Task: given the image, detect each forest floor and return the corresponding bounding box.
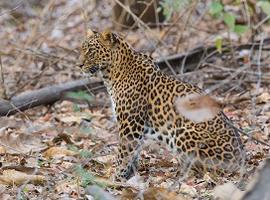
[0,0,269,199]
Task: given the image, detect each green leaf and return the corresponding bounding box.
[159,0,192,20]
[67,144,78,151]
[215,37,223,53]
[223,12,235,30]
[234,25,248,35]
[74,165,96,187]
[66,91,93,101]
[74,165,106,188]
[80,126,93,134]
[72,103,81,112]
[243,127,251,133]
[79,149,92,158]
[209,2,223,15]
[257,1,270,16]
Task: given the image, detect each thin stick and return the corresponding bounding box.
[113,0,177,76]
[221,112,270,148]
[0,0,23,16]
[0,55,7,99]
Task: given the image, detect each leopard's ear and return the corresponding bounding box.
[99,30,118,47]
[86,29,95,38]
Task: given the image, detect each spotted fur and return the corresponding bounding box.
[79,30,245,180]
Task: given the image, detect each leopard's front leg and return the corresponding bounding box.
[115,119,145,180]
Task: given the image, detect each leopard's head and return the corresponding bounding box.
[79,29,120,74]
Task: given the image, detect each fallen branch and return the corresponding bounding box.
[157,39,270,74]
[0,55,7,99]
[0,78,104,116]
[1,39,270,117]
[0,49,203,117]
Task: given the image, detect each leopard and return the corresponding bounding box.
[79,29,245,180]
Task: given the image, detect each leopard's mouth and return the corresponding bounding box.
[88,65,99,74]
[79,63,99,74]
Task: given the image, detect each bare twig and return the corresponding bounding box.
[129,0,155,30]
[0,78,104,116]
[0,55,7,99]
[254,16,270,30]
[0,0,24,16]
[113,0,177,76]
[176,1,197,54]
[149,12,186,56]
[221,113,270,148]
[242,0,251,29]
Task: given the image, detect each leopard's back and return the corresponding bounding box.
[146,71,244,174]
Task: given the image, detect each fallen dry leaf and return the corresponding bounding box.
[256,92,270,104]
[178,183,197,197]
[0,131,46,154]
[0,185,10,200]
[0,193,10,200]
[121,187,188,200]
[0,169,45,185]
[126,175,146,190]
[44,146,77,159]
[0,146,6,154]
[60,115,82,124]
[2,166,36,174]
[55,179,81,195]
[59,112,91,124]
[0,117,24,129]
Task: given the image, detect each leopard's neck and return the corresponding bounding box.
[100,51,155,91]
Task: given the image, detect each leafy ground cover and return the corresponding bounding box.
[0,0,269,199]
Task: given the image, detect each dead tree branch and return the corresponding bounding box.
[1,39,270,117]
[0,55,7,99]
[0,78,104,116]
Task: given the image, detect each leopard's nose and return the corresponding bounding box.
[78,55,84,68]
[76,62,84,69]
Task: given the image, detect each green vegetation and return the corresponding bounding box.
[74,165,106,188]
